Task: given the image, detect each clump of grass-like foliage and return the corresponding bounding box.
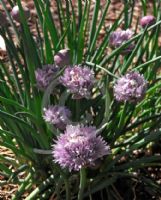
[0,0,161,199]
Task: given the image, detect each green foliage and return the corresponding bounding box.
[0,0,161,199]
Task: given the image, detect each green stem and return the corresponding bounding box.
[123,0,129,29]
[78,0,82,28]
[76,99,80,121]
[65,178,71,200]
[12,173,31,200]
[133,55,161,71]
[86,62,119,79]
[78,168,86,200]
[117,102,128,130]
[25,175,54,200]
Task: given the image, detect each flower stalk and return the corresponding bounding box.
[65,178,71,200]
[78,168,86,200]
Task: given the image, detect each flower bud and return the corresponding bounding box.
[54,49,71,67]
[140,15,156,28]
[11,4,30,23]
[0,12,8,27]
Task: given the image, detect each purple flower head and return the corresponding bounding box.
[140,15,156,28]
[54,49,71,67]
[43,105,71,130]
[60,65,95,99]
[35,65,59,91]
[114,72,147,103]
[109,29,134,54]
[52,124,110,171]
[11,4,30,23]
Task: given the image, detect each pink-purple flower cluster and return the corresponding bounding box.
[35,65,58,91]
[114,72,147,103]
[109,29,134,54]
[43,105,71,130]
[52,125,110,171]
[60,65,95,99]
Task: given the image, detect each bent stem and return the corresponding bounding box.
[78,168,87,200]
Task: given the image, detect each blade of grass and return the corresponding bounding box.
[87,0,100,50]
[25,175,55,200]
[76,1,88,63]
[133,55,161,71]
[87,0,110,61]
[78,0,82,28]
[106,129,161,172]
[12,173,32,200]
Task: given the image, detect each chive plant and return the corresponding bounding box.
[0,0,161,199]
